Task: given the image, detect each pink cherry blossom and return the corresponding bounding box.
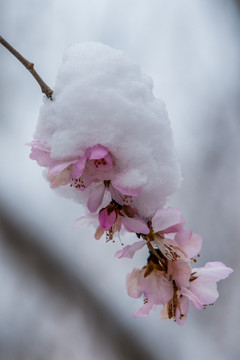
[27,141,114,189]
[27,140,58,167]
[98,203,149,235]
[161,294,189,326]
[109,182,141,206]
[87,180,141,213]
[126,267,173,317]
[161,261,233,325]
[28,140,233,326]
[180,261,233,310]
[146,208,202,263]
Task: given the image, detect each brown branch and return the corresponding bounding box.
[147,240,163,263]
[0,35,53,99]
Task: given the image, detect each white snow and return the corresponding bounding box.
[34,42,181,217]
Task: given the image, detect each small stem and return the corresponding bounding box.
[147,240,163,263]
[0,36,53,100]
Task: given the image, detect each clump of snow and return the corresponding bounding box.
[34,42,181,217]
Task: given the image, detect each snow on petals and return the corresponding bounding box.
[27,43,233,327]
[27,141,114,189]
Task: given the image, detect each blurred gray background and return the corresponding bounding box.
[0,0,239,359]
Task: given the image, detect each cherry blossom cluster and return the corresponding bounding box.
[28,141,233,325]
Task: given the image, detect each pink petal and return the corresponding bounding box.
[175,296,189,326]
[26,140,50,151]
[180,287,203,310]
[121,216,150,234]
[87,183,105,213]
[174,229,192,245]
[127,268,173,304]
[181,262,233,309]
[192,262,233,281]
[72,157,87,178]
[29,148,56,167]
[49,160,76,175]
[115,240,146,259]
[108,183,125,205]
[98,207,117,230]
[152,207,185,234]
[102,152,113,168]
[111,182,141,197]
[47,167,72,188]
[143,271,173,304]
[134,302,157,318]
[175,231,202,258]
[188,277,220,309]
[88,144,109,159]
[73,213,98,229]
[168,259,191,288]
[126,268,144,298]
[154,236,185,261]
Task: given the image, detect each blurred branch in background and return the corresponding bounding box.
[0,207,157,360]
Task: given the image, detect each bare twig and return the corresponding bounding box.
[0,36,53,99]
